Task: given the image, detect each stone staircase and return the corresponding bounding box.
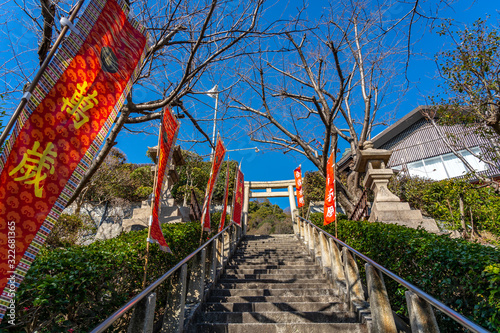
[191,234,369,332]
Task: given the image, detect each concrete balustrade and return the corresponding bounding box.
[161,263,187,332]
[406,291,440,333]
[117,223,244,333]
[294,216,455,333]
[342,247,366,309]
[328,237,346,296]
[366,263,397,333]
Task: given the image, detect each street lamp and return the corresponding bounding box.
[206,85,218,161]
[226,147,260,153]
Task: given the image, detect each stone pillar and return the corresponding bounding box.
[127,292,156,333]
[161,264,187,332]
[242,184,250,235]
[365,264,397,333]
[406,291,440,333]
[288,185,297,221]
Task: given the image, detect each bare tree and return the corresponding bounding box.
[230,0,434,214]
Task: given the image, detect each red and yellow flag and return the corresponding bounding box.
[150,107,179,252]
[323,154,336,225]
[201,137,226,231]
[294,165,305,208]
[218,161,231,232]
[0,0,147,321]
[231,168,244,226]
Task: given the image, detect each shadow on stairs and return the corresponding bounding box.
[187,234,370,333]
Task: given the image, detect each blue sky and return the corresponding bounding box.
[0,0,498,209]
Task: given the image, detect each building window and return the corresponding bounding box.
[402,147,487,180]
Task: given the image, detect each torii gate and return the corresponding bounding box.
[242,180,299,234]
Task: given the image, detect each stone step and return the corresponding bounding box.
[210,288,336,297]
[207,295,340,304]
[226,264,317,270]
[230,259,314,265]
[237,244,304,248]
[224,268,321,275]
[231,254,311,259]
[233,249,309,254]
[200,311,359,324]
[221,273,323,280]
[194,322,368,333]
[217,282,328,290]
[204,301,348,313]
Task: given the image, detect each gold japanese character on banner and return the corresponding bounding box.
[61,81,98,129]
[326,205,335,217]
[9,141,57,198]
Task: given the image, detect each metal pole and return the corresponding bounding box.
[0,0,86,148]
[210,93,218,162]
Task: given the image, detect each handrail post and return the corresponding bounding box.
[366,263,397,333]
[186,249,205,304]
[406,290,440,333]
[297,217,303,240]
[308,223,314,257]
[161,263,188,332]
[313,228,322,264]
[328,238,346,297]
[210,239,217,285]
[127,292,156,333]
[342,247,365,310]
[319,233,331,275]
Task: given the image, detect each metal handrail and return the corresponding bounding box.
[298,216,490,333]
[90,222,236,333]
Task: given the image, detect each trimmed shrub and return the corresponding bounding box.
[388,175,500,238]
[310,213,500,332]
[2,222,201,332]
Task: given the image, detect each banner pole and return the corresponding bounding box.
[334,161,337,238]
[0,0,86,148]
[142,120,162,288]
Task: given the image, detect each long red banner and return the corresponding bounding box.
[231,168,244,226]
[219,161,231,232]
[323,153,336,225]
[294,165,305,208]
[0,0,147,321]
[150,107,179,252]
[201,137,226,231]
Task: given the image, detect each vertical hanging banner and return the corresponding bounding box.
[0,0,148,322]
[218,161,231,232]
[201,137,226,231]
[231,167,244,226]
[323,153,336,225]
[294,165,305,208]
[150,107,179,252]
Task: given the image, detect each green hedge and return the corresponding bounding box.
[1,222,202,333]
[388,176,500,238]
[309,214,500,332]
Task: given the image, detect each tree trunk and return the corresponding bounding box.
[459,194,468,239]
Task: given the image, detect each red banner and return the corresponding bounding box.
[150,107,179,252]
[0,0,147,321]
[219,161,231,232]
[323,154,336,225]
[294,165,305,208]
[231,168,244,226]
[201,137,226,231]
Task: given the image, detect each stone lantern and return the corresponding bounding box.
[354,141,438,232]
